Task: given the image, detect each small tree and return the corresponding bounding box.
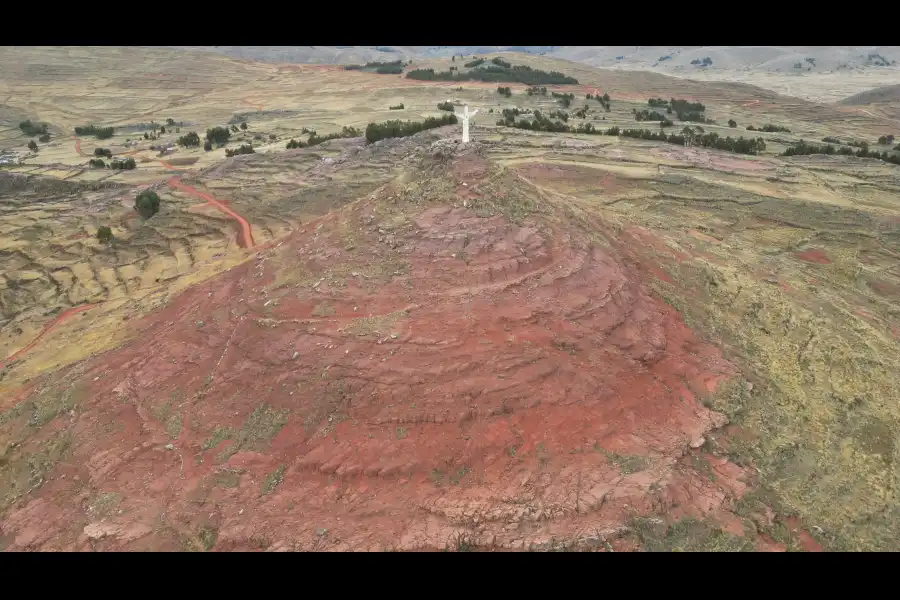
[97,226,113,244]
[160,126,166,134]
[206,127,231,147]
[166,118,176,126]
[240,122,248,130]
[134,190,161,219]
[28,140,38,152]
[204,140,213,151]
[728,119,737,128]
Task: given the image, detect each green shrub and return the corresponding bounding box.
[206,127,231,147]
[240,122,248,130]
[177,131,201,147]
[19,120,48,136]
[110,157,136,170]
[27,140,38,152]
[497,86,512,98]
[89,158,105,168]
[94,148,113,158]
[437,101,455,112]
[389,103,405,110]
[96,226,113,244]
[134,190,160,219]
[38,133,51,143]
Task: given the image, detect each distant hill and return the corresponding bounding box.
[167,46,558,65]
[170,46,900,73]
[839,83,900,105]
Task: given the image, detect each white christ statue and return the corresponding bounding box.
[456,104,478,144]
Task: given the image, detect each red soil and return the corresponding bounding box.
[793,249,831,264]
[869,279,899,298]
[0,305,95,370]
[0,180,768,550]
[166,177,255,249]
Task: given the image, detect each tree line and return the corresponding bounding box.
[75,124,115,139]
[225,144,255,157]
[407,61,578,85]
[285,126,362,149]
[586,93,611,111]
[495,117,767,155]
[781,140,900,165]
[365,114,458,144]
[345,60,404,74]
[747,124,791,133]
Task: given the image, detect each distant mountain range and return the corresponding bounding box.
[169,46,900,74]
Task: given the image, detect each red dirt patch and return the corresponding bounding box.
[793,248,831,264]
[1,182,758,551]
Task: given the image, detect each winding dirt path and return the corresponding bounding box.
[0,304,95,369]
[167,177,255,249]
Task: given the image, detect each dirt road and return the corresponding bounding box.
[167,177,255,248]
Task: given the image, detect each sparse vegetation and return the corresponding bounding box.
[134,189,161,219]
[822,136,841,144]
[203,140,213,152]
[93,147,112,158]
[364,114,457,144]
[240,122,248,130]
[691,57,713,67]
[389,103,405,110]
[527,86,547,96]
[437,101,455,112]
[38,134,51,143]
[225,144,255,157]
[497,86,512,98]
[648,98,668,107]
[552,92,575,108]
[88,158,105,168]
[464,58,485,68]
[728,119,737,128]
[27,140,38,152]
[877,134,895,145]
